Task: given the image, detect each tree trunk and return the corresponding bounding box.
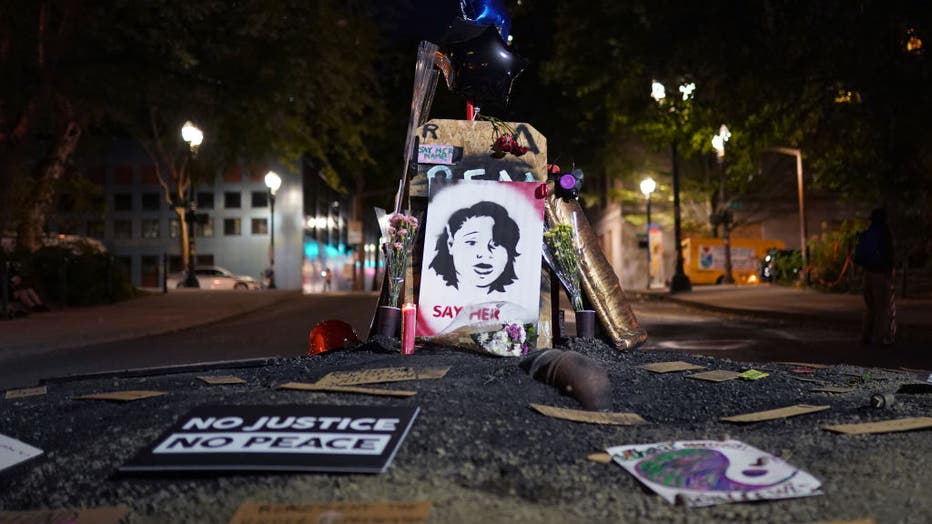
[722,219,735,284]
[15,120,82,252]
[174,206,190,273]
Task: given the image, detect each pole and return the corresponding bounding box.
[670,138,692,292]
[645,194,652,289]
[268,190,277,289]
[795,151,809,286]
[719,157,734,284]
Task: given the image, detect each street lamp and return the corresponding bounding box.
[651,79,693,293]
[640,177,657,289]
[180,121,203,288]
[264,170,282,289]
[764,147,808,285]
[712,125,734,284]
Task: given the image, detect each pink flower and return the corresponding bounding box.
[393,242,403,250]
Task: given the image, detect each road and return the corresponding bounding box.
[3,293,927,391]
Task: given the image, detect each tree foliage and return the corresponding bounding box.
[536,0,931,251]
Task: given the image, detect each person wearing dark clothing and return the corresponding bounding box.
[854,208,896,346]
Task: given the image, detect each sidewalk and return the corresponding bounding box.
[0,289,300,363]
[630,283,932,337]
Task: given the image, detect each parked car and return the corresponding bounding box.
[167,265,259,290]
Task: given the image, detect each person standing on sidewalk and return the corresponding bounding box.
[854,208,896,346]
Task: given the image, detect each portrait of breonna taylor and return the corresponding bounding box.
[416,179,545,337]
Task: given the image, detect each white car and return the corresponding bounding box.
[167,265,259,290]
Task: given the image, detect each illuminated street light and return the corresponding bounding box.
[651,79,694,292]
[180,121,204,288]
[712,124,734,284]
[640,177,657,288]
[181,121,203,153]
[264,170,282,289]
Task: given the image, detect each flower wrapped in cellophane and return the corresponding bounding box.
[383,213,420,308]
[542,219,584,311]
[425,317,537,357]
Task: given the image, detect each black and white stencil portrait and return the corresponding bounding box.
[416,179,544,336]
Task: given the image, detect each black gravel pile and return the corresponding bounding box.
[1,340,930,523]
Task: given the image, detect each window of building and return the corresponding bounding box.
[224,218,241,236]
[195,217,214,237]
[113,193,132,211]
[142,192,161,211]
[87,220,105,239]
[169,218,179,239]
[251,191,269,208]
[113,219,132,239]
[141,219,160,239]
[251,218,268,234]
[196,192,214,209]
[224,191,241,209]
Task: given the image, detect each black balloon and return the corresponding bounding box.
[437,18,528,109]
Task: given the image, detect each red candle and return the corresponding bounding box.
[401,303,417,355]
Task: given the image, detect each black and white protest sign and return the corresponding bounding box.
[121,404,419,474]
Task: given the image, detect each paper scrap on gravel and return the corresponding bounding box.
[586,452,613,464]
[0,433,42,473]
[73,390,166,402]
[0,505,129,524]
[687,370,742,382]
[721,404,830,423]
[638,361,705,373]
[315,366,449,386]
[606,439,822,507]
[3,385,47,399]
[823,417,932,435]
[197,376,246,385]
[811,386,855,394]
[738,369,769,380]
[278,382,416,398]
[529,403,645,425]
[228,502,432,524]
[777,362,830,369]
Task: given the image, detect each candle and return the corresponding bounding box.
[401,303,417,355]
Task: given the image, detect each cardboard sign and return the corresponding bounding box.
[639,361,706,374]
[228,502,432,524]
[811,386,855,394]
[416,179,545,337]
[198,376,246,385]
[822,417,932,435]
[530,404,645,426]
[4,386,47,399]
[74,390,166,402]
[278,382,417,398]
[721,404,830,423]
[0,433,43,473]
[607,440,822,507]
[0,506,129,524]
[417,143,456,165]
[687,370,742,382]
[315,367,449,386]
[121,404,419,474]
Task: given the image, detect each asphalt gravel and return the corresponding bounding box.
[1,337,931,523]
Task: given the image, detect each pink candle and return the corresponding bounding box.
[401,303,417,355]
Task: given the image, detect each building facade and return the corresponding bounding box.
[51,138,305,289]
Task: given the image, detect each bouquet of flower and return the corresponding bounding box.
[383,213,420,308]
[481,116,529,158]
[542,220,584,311]
[471,321,537,357]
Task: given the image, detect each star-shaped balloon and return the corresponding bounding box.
[437,18,528,109]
